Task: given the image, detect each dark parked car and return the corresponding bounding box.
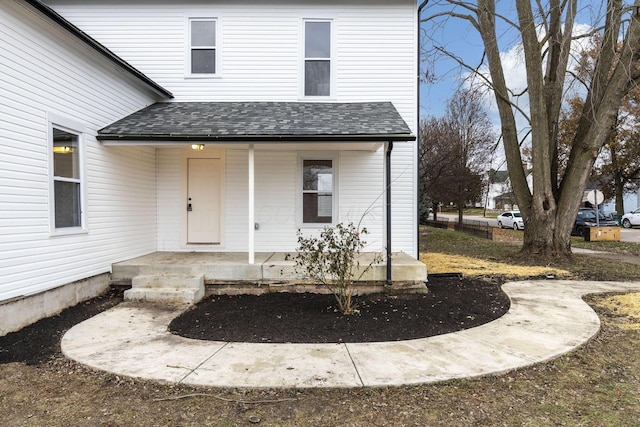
[572,208,618,237]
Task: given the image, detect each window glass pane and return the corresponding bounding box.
[192,49,216,74]
[305,22,330,58]
[305,60,330,96]
[303,160,332,190]
[53,129,79,179]
[303,194,332,223]
[54,181,81,228]
[191,20,216,46]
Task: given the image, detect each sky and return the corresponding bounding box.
[417,1,609,169]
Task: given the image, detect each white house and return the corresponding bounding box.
[484,170,511,211]
[1,0,423,334]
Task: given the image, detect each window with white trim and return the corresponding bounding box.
[302,159,334,223]
[303,20,331,97]
[51,127,82,229]
[189,18,217,75]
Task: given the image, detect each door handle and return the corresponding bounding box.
[187,197,192,212]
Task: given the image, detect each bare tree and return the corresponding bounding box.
[423,0,640,258]
[420,88,495,223]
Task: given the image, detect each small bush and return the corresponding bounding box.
[295,223,381,315]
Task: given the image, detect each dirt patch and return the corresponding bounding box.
[169,276,510,343]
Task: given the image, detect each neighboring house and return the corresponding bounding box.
[484,168,534,211]
[1,0,421,334]
[484,169,511,210]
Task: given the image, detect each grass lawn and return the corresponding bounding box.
[421,226,640,281]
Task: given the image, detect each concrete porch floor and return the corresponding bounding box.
[111,252,428,295]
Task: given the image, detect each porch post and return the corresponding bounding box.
[248,144,255,264]
[385,141,393,285]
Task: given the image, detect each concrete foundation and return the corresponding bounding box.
[0,274,110,337]
[112,252,428,296]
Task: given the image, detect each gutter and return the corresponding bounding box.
[24,0,173,99]
[97,134,416,143]
[416,0,430,261]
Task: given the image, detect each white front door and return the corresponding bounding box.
[187,158,221,243]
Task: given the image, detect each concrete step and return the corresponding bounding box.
[124,287,204,305]
[131,274,204,289]
[124,274,205,305]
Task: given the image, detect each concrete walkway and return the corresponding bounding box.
[61,280,640,388]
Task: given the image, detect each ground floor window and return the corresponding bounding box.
[302,159,333,224]
[51,126,82,230]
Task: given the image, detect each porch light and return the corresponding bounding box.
[191,144,205,151]
[53,146,74,154]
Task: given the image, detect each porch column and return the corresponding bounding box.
[248,144,255,264]
[385,141,393,285]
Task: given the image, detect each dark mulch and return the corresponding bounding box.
[169,276,510,343]
[0,289,123,366]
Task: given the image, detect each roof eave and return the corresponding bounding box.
[97,134,417,143]
[24,0,173,99]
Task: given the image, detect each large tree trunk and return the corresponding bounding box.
[614,173,624,214]
[610,146,625,214]
[520,214,571,258]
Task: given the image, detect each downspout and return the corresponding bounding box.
[386,141,393,285]
[248,144,255,264]
[416,0,430,260]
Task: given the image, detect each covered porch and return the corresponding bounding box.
[99,101,423,302]
[111,251,428,297]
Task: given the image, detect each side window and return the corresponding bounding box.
[303,20,331,97]
[51,127,83,229]
[302,159,333,223]
[189,18,217,75]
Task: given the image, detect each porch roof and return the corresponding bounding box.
[97,101,415,143]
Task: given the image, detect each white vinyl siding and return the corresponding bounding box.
[156,148,182,250]
[0,1,161,302]
[338,150,384,251]
[43,0,418,256]
[45,2,416,116]
[254,151,297,252]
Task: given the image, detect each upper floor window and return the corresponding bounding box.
[304,20,332,97]
[51,127,83,230]
[189,18,217,75]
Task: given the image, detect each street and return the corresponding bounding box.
[435,213,640,243]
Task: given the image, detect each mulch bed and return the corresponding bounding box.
[169,276,510,343]
[0,277,509,366]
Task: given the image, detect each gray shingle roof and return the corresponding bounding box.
[98,102,415,142]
